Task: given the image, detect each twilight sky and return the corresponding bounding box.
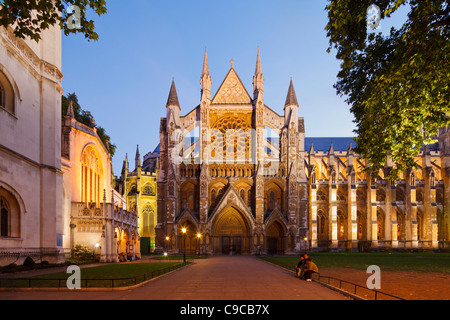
[61,0,408,175]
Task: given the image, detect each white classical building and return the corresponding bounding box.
[0,24,65,266]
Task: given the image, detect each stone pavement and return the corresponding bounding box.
[0,256,348,300]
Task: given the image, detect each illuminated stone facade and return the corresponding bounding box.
[156,49,450,254]
[120,145,159,254]
[61,104,140,262]
[156,49,308,255]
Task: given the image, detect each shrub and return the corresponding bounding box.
[2,263,18,273]
[23,256,36,268]
[71,244,95,261]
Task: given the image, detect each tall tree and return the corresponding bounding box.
[0,0,107,42]
[325,0,449,179]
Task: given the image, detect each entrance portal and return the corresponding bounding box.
[213,206,250,254]
[221,236,242,254]
[266,221,285,255]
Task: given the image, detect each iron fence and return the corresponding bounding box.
[312,273,406,300]
[280,263,405,301]
[0,261,191,289]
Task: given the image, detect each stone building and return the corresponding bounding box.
[119,145,159,254]
[156,49,308,255]
[0,25,65,266]
[61,102,140,262]
[155,49,449,255]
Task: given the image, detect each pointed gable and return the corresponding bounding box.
[212,63,252,105]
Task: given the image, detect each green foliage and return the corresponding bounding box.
[62,92,116,157]
[23,256,36,268]
[0,0,107,42]
[325,0,450,179]
[71,244,95,261]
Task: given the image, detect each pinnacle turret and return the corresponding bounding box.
[285,78,299,107]
[167,78,180,107]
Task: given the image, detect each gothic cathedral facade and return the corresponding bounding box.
[155,49,450,255]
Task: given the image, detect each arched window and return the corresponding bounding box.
[240,189,245,203]
[0,189,20,238]
[269,191,275,211]
[311,171,316,184]
[247,189,252,207]
[397,210,404,240]
[338,210,345,240]
[417,210,424,240]
[142,205,155,238]
[128,184,137,196]
[81,145,103,206]
[0,72,14,114]
[1,197,8,237]
[188,191,194,210]
[0,83,4,109]
[357,211,365,240]
[211,189,216,207]
[377,209,384,240]
[318,211,327,240]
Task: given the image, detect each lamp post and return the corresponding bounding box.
[197,233,201,258]
[181,227,187,263]
[165,236,170,255]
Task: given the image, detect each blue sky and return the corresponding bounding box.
[61,0,408,175]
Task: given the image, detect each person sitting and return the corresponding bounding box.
[295,255,305,278]
[301,258,319,281]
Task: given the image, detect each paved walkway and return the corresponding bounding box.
[0,256,348,300]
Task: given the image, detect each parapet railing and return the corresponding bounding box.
[276,263,405,301]
[0,261,191,289]
[312,273,406,300]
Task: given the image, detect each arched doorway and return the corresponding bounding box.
[177,220,198,255]
[266,221,285,255]
[212,206,251,255]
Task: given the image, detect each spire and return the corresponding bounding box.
[167,78,180,107]
[201,47,212,101]
[285,78,299,107]
[121,153,129,176]
[202,47,209,76]
[253,47,264,101]
[309,142,315,154]
[347,143,354,156]
[135,145,141,169]
[66,100,75,118]
[255,46,262,76]
[328,143,334,155]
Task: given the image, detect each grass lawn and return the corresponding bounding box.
[0,262,189,288]
[149,255,208,260]
[259,252,450,274]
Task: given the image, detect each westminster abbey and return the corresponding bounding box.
[155,49,449,255]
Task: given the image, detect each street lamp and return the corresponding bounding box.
[196,233,201,258]
[165,236,170,255]
[181,227,187,263]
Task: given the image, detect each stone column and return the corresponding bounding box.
[347,181,358,252]
[329,183,338,251]
[310,185,318,250]
[367,178,378,250]
[384,180,392,250]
